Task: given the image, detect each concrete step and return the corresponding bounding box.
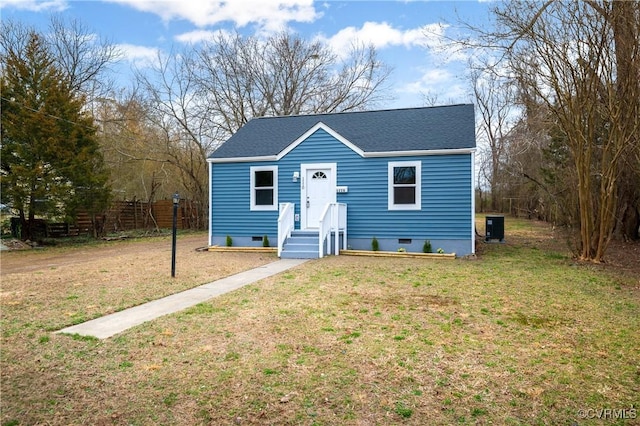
[282,231,319,259]
[290,230,317,237]
[285,236,317,245]
[280,250,318,259]
[284,242,317,251]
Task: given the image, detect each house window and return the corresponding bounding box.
[388,161,421,210]
[250,166,278,210]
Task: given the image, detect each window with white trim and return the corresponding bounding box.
[250,166,278,210]
[388,161,421,210]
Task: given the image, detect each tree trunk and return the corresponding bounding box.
[19,210,30,241]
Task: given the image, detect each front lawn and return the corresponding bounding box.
[1,218,638,425]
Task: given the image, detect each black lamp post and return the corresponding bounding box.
[171,192,179,278]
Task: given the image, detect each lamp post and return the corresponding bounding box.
[171,192,179,278]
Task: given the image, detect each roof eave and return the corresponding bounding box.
[363,147,476,157]
[207,155,277,164]
[208,147,476,163]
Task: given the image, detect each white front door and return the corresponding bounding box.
[302,163,336,229]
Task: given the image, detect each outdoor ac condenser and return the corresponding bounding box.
[485,215,505,242]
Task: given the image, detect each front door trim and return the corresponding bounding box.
[300,163,337,229]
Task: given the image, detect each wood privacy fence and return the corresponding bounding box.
[78,199,201,235]
[10,200,201,240]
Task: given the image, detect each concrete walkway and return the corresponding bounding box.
[56,258,308,339]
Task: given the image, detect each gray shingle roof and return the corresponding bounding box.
[209,104,475,159]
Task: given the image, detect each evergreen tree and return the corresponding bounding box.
[1,32,110,240]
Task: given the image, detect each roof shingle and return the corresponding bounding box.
[209,104,475,159]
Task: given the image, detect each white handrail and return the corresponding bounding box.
[318,203,333,258]
[335,203,347,255]
[318,202,347,258]
[277,203,294,257]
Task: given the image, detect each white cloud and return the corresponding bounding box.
[317,21,451,59]
[174,30,216,44]
[403,68,452,92]
[174,28,233,44]
[116,43,159,68]
[310,20,472,106]
[0,0,67,12]
[398,67,469,105]
[105,0,320,32]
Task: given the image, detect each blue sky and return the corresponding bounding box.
[1,0,495,109]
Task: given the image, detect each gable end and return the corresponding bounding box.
[276,122,365,160]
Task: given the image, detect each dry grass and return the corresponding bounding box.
[0,234,274,332]
[1,222,639,425]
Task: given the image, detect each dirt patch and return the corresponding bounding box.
[0,233,277,331]
[596,238,640,283]
[1,234,208,275]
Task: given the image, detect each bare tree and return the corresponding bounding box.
[192,31,392,134]
[94,92,174,202]
[133,48,217,228]
[1,17,121,101]
[470,64,518,212]
[605,1,640,242]
[132,31,392,229]
[480,0,639,262]
[47,15,121,102]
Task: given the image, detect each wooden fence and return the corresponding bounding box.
[78,199,201,235]
[10,199,202,240]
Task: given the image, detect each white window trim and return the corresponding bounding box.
[388,161,421,211]
[250,165,278,211]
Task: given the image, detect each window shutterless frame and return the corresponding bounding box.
[250,165,278,210]
[388,160,421,210]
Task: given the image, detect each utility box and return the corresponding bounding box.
[485,215,505,242]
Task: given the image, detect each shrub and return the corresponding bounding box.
[423,240,432,253]
[262,235,270,247]
[226,235,233,247]
[437,248,444,254]
[371,236,379,251]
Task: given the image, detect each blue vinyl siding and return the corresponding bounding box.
[336,154,471,240]
[212,161,278,237]
[211,128,472,250]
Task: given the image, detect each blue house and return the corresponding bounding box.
[208,104,476,258]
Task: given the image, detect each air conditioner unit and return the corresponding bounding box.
[485,215,505,242]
